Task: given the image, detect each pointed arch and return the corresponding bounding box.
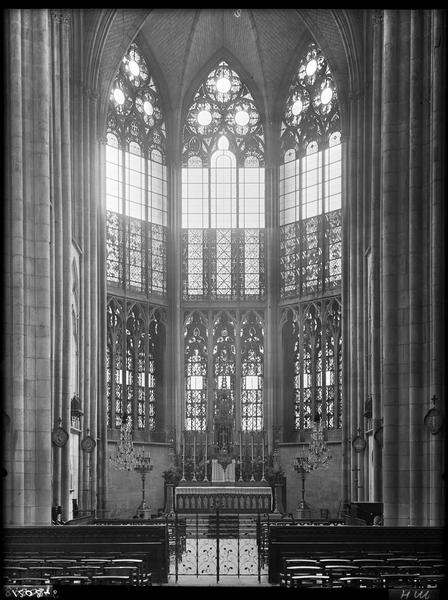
[240,310,264,431]
[184,310,209,431]
[181,58,265,302]
[105,40,168,297]
[182,58,264,166]
[180,48,267,144]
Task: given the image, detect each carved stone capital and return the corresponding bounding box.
[372,11,383,26]
[50,9,72,26]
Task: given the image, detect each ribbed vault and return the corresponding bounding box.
[87,8,362,136]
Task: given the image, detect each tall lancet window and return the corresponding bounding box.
[184,312,208,431]
[182,61,265,433]
[240,311,264,432]
[280,43,342,433]
[182,61,265,301]
[105,43,166,434]
[280,42,341,297]
[106,43,167,296]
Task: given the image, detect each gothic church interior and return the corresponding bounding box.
[2,7,446,546]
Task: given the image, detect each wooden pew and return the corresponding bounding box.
[268,526,444,584]
[3,524,168,584]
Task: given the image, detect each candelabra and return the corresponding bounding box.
[109,413,153,518]
[134,450,153,519]
[294,417,332,519]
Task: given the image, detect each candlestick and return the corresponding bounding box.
[181,430,186,481]
[239,430,243,481]
[261,430,266,481]
[204,431,208,481]
[250,433,255,481]
[192,432,197,481]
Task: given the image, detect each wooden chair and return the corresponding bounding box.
[386,556,419,565]
[283,558,321,565]
[64,565,104,575]
[380,573,420,588]
[280,558,321,585]
[50,575,91,585]
[290,574,330,588]
[338,576,380,588]
[284,565,323,587]
[79,558,111,564]
[45,558,78,565]
[90,575,131,585]
[103,565,139,585]
[415,574,445,588]
[352,558,386,575]
[323,564,360,585]
[110,558,145,584]
[319,558,353,565]
[8,577,49,585]
[3,566,28,574]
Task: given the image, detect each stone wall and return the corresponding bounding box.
[106,443,171,518]
[279,443,342,518]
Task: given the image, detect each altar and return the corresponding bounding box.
[174,482,272,513]
[173,383,274,513]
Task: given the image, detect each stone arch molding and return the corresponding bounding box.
[86,9,151,140]
[86,9,361,144]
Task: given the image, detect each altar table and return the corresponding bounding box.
[174,484,272,513]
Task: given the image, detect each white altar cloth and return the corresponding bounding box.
[175,486,271,495]
[212,458,235,482]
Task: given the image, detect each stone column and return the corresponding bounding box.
[88,86,99,515]
[264,159,279,453]
[346,90,360,502]
[381,9,400,525]
[50,8,63,518]
[49,8,73,523]
[381,9,401,525]
[370,10,383,504]
[81,84,92,510]
[3,9,52,525]
[169,158,184,451]
[408,9,426,526]
[381,10,412,525]
[3,8,25,525]
[340,126,352,510]
[428,9,446,526]
[356,86,366,503]
[97,138,108,515]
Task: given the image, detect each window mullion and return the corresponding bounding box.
[207,311,214,432]
[297,157,301,298]
[321,299,326,426]
[321,149,326,294]
[299,311,304,431]
[235,311,242,431]
[110,328,116,429]
[145,315,151,435]
[122,301,127,428]
[132,330,139,432]
[145,151,150,296]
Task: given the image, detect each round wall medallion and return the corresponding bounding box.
[52,426,69,447]
[424,407,444,435]
[81,435,96,453]
[352,434,367,453]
